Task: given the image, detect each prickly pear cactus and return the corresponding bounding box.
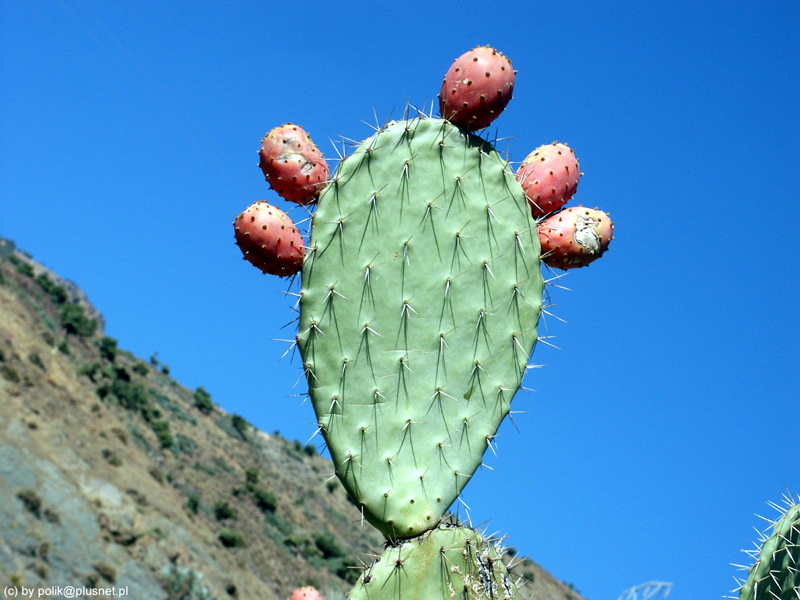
[735,495,800,600]
[297,116,543,539]
[233,44,616,599]
[349,523,518,600]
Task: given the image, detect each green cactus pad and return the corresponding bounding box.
[739,498,800,600]
[298,117,543,539]
[348,524,518,600]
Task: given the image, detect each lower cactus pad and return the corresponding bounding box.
[348,524,518,600]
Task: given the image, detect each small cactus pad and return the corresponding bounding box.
[259,123,330,205]
[516,143,581,218]
[234,201,305,276]
[738,497,800,600]
[298,117,543,539]
[439,47,515,132]
[348,524,518,600]
[538,207,614,270]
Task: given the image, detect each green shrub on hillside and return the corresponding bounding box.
[60,302,97,337]
[252,488,277,514]
[213,501,236,521]
[193,386,214,413]
[35,273,68,304]
[98,336,118,362]
[151,420,173,449]
[219,528,245,548]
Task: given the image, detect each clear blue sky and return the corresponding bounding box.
[2,2,798,599]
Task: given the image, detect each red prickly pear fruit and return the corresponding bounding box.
[233,201,305,277]
[289,587,323,600]
[538,206,614,270]
[438,46,516,131]
[259,123,329,205]
[517,142,581,219]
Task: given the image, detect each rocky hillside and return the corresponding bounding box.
[0,237,587,600]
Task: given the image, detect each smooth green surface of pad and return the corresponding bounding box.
[298,118,543,539]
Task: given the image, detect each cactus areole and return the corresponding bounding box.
[297,117,544,539]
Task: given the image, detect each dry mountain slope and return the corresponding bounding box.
[0,237,587,600]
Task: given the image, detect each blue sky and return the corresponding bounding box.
[2,1,798,599]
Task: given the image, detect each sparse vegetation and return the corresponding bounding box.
[16,489,42,518]
[219,528,245,548]
[252,487,277,514]
[35,272,68,304]
[187,493,201,515]
[194,386,214,413]
[14,259,34,277]
[231,414,249,439]
[93,562,117,583]
[245,467,259,486]
[99,336,118,361]
[162,564,216,600]
[152,419,173,449]
[213,501,236,521]
[132,362,148,376]
[313,532,346,559]
[59,302,97,337]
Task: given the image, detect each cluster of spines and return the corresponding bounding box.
[348,521,523,600]
[731,493,800,600]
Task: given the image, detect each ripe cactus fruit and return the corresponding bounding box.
[234,201,305,276]
[289,587,323,600]
[736,495,800,600]
[439,46,515,131]
[259,124,330,205]
[516,142,581,219]
[349,523,517,600]
[537,206,614,270]
[298,117,543,539]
